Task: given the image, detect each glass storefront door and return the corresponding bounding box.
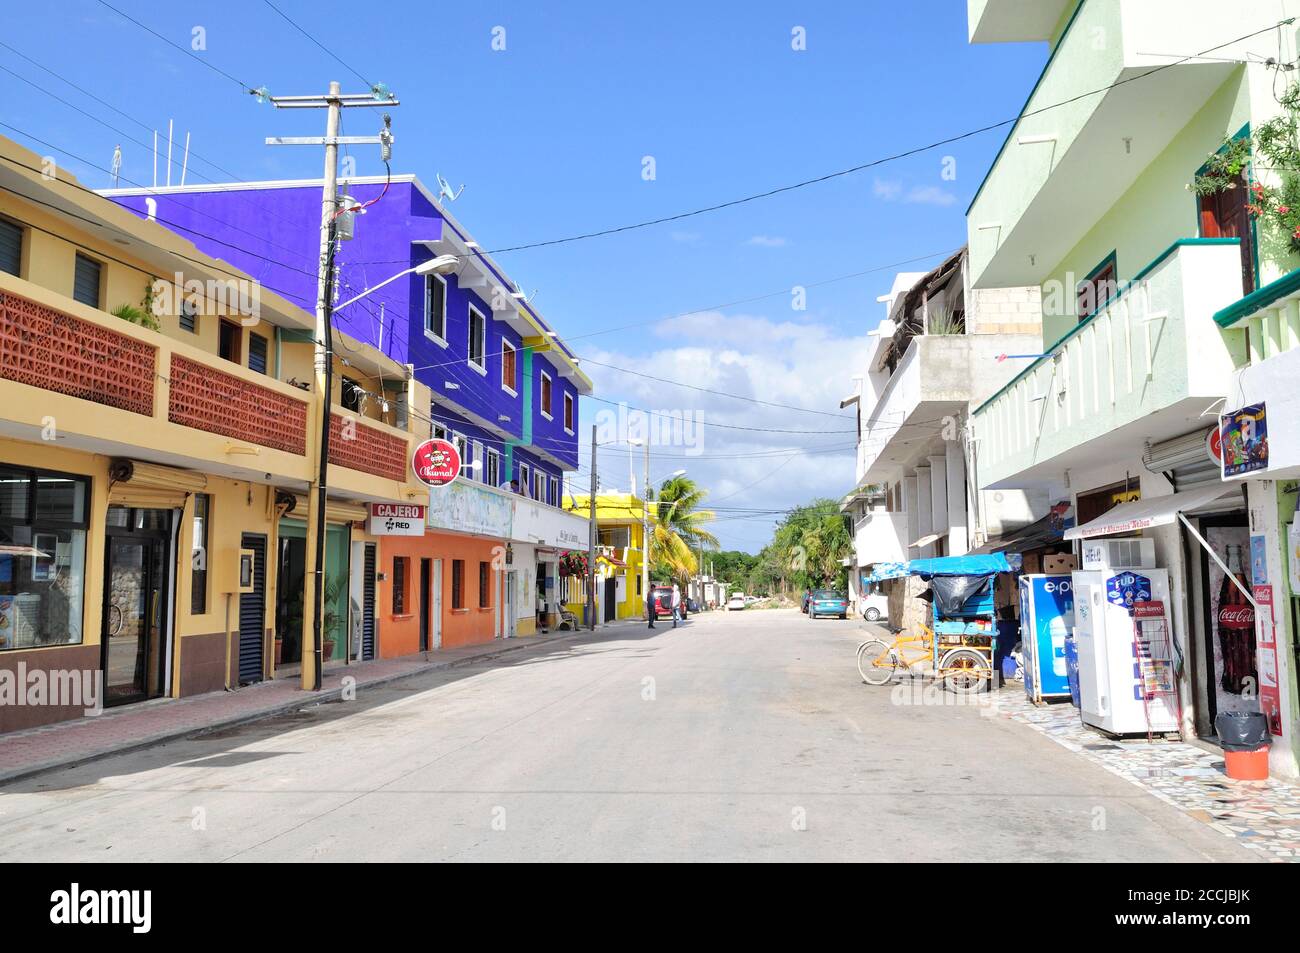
[101,527,170,706]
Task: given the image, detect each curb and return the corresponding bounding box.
[0,628,588,788]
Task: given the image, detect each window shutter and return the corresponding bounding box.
[0,218,21,276]
[73,254,102,307]
[249,333,268,374]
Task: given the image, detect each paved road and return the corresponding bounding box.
[0,609,1249,861]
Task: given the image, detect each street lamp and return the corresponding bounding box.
[334,254,459,310]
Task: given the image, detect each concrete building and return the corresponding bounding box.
[0,134,429,731]
[840,248,1044,627]
[102,173,594,649]
[963,0,1300,775]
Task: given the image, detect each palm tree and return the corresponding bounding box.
[646,475,718,585]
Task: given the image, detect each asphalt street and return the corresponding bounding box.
[0,608,1249,861]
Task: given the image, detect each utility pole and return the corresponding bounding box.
[641,439,651,611]
[587,425,597,631]
[266,82,397,691]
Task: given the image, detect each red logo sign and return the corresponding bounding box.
[1207,426,1222,465]
[1133,601,1166,619]
[412,439,461,487]
[1217,604,1254,629]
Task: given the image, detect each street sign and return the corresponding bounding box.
[412,438,461,488]
[368,502,426,536]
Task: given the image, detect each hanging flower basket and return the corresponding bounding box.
[559,550,588,577]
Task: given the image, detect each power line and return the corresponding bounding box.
[95,0,258,95]
[261,0,376,91]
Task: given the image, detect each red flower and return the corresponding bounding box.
[1281,206,1293,214]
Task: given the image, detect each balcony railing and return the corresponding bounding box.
[328,413,409,482]
[0,288,155,416]
[971,240,1242,487]
[169,354,309,455]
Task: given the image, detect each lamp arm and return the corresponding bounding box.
[334,265,417,311]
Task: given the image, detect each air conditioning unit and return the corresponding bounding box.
[1080,537,1155,572]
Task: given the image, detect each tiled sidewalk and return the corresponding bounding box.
[991,686,1300,862]
[0,628,591,785]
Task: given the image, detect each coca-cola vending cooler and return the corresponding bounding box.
[1072,539,1180,735]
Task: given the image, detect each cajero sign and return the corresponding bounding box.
[368,502,426,537]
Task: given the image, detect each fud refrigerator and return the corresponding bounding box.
[1018,575,1073,704]
[1071,567,1180,736]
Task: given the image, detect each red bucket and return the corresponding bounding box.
[1224,746,1270,781]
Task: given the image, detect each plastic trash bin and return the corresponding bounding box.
[1216,711,1271,781]
[1064,632,1081,709]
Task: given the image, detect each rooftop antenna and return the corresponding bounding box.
[151,130,157,188]
[166,119,174,187]
[436,172,464,203]
[180,131,191,186]
[110,144,122,188]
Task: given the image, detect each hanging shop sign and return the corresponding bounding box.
[1220,403,1268,477]
[412,438,461,488]
[368,502,426,537]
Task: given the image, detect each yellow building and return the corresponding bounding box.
[0,135,429,732]
[563,493,647,622]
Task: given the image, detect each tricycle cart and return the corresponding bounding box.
[856,554,1012,694]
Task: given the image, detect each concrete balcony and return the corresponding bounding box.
[851,509,908,567]
[0,273,422,500]
[426,479,516,539]
[968,0,1074,44]
[859,332,1040,484]
[971,240,1243,488]
[967,0,1262,289]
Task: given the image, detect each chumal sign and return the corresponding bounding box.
[412,438,461,488]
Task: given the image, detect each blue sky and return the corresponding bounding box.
[0,0,1046,552]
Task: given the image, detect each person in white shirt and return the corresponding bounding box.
[671,584,682,627]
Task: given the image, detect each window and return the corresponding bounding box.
[472,440,485,481]
[218,319,241,363]
[486,448,500,487]
[1198,169,1257,294]
[179,298,199,334]
[563,392,574,433]
[1076,253,1118,322]
[468,306,486,370]
[479,561,490,608]
[191,494,210,614]
[519,463,530,495]
[433,424,449,441]
[452,559,465,609]
[549,476,559,507]
[341,377,363,413]
[599,526,631,549]
[533,469,545,501]
[453,433,468,472]
[392,556,408,614]
[0,466,89,650]
[501,340,517,393]
[424,273,447,341]
[540,371,553,418]
[72,253,102,308]
[0,217,22,276]
[248,333,268,375]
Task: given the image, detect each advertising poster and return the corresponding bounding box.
[1254,585,1283,737]
[1206,525,1258,717]
[1219,403,1268,477]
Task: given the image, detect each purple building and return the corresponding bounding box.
[102,175,591,500]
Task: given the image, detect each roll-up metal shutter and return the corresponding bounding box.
[362,543,376,661]
[238,533,266,684]
[1143,429,1221,492]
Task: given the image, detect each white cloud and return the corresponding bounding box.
[670,230,702,243]
[873,177,956,207]
[745,235,788,247]
[580,310,865,552]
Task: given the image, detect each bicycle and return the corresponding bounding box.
[856,622,992,694]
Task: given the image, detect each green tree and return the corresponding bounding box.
[646,475,718,585]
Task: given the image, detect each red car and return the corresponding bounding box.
[648,586,688,620]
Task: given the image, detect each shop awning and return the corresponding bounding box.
[970,510,1068,555]
[1064,484,1238,540]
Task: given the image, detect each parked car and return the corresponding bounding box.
[648,585,688,620]
[726,593,746,611]
[808,589,849,620]
[860,591,888,623]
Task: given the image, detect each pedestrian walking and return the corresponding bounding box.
[671,583,682,628]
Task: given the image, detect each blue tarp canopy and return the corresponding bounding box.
[862,553,1013,584]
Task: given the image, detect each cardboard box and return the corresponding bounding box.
[1043,554,1078,574]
